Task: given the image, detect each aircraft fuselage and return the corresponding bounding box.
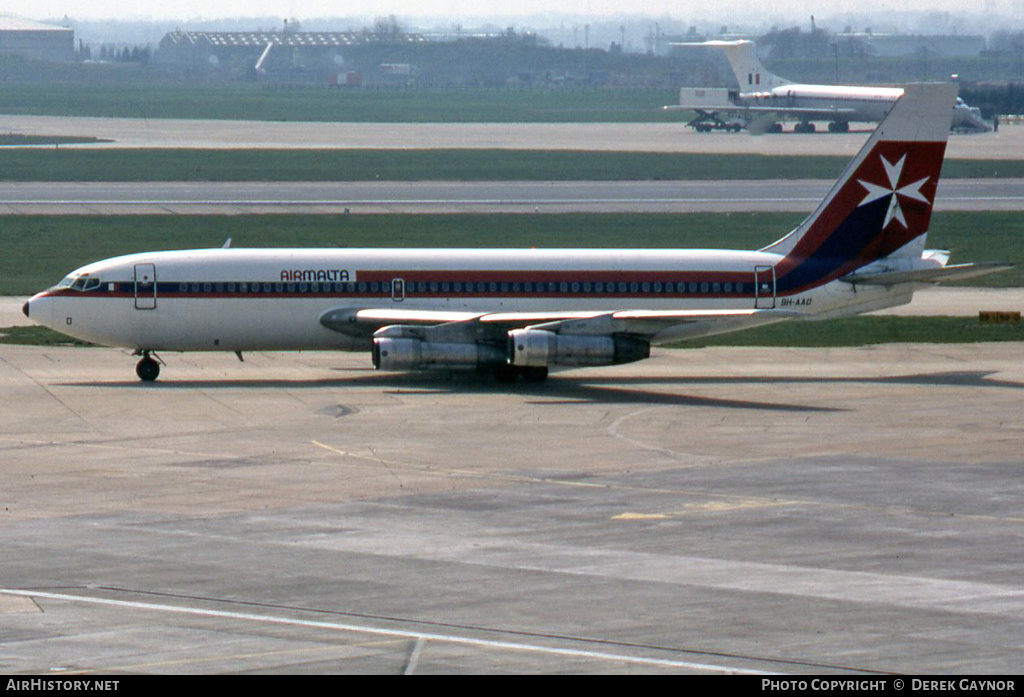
[735,84,903,123]
[24,247,901,354]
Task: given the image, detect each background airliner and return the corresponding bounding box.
[24,83,1007,383]
[669,40,991,134]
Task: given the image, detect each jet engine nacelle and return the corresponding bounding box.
[507,329,649,368]
[372,337,505,371]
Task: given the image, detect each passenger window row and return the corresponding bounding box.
[165,280,751,295]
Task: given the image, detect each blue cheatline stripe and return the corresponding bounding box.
[776,197,891,293]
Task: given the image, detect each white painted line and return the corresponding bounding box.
[0,589,774,674]
[404,636,426,675]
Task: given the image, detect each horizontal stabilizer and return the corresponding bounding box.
[841,262,1013,286]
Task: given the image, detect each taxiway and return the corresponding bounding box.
[2,114,1020,159]
[1,342,1023,674]
[1,179,1022,215]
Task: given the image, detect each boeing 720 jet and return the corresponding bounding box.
[23,84,1008,382]
[669,40,991,133]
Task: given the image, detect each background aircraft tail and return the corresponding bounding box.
[703,40,791,90]
[761,83,959,294]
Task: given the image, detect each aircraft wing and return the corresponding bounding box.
[738,106,858,116]
[672,105,858,116]
[527,308,802,344]
[320,307,606,337]
[666,103,858,116]
[321,306,802,344]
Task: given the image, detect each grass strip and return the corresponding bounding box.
[2,212,1020,296]
[0,84,681,123]
[0,325,96,346]
[0,149,1021,182]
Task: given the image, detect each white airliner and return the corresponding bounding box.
[23,84,1007,383]
[669,40,991,134]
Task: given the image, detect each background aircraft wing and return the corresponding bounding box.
[737,106,859,116]
[669,104,857,116]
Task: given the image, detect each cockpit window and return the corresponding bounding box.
[59,274,102,291]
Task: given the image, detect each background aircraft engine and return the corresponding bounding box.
[372,337,505,371]
[507,329,649,368]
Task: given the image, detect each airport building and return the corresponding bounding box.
[835,32,988,58]
[156,29,427,83]
[0,15,74,62]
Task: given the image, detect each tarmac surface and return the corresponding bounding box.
[2,113,1022,675]
[2,179,1022,215]
[2,114,1021,159]
[1,341,1023,674]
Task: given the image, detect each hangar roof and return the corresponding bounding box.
[0,15,73,33]
[162,31,427,48]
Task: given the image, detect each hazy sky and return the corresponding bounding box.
[5,0,1019,22]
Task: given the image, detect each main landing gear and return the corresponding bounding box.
[135,350,161,382]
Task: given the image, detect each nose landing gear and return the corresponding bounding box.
[134,350,162,382]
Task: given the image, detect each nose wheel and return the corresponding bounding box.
[135,351,161,382]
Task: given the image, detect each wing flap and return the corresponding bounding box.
[525,308,803,344]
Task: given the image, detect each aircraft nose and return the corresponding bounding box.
[23,294,53,327]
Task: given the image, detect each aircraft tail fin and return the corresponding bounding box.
[703,40,791,90]
[761,83,959,295]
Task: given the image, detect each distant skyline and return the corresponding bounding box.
[4,0,1022,23]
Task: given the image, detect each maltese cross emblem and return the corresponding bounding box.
[857,154,931,229]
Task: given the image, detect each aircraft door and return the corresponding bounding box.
[134,263,157,310]
[391,277,405,302]
[754,265,775,309]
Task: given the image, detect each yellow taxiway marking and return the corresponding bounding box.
[613,498,797,521]
[313,440,1024,527]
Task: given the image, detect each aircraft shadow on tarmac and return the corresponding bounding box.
[58,369,1023,413]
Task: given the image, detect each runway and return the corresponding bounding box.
[2,178,1022,214]
[2,114,1021,159]
[2,342,1023,673]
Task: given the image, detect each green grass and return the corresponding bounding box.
[0,84,681,123]
[0,149,1021,182]
[0,135,110,146]
[1,212,1019,297]
[0,325,95,346]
